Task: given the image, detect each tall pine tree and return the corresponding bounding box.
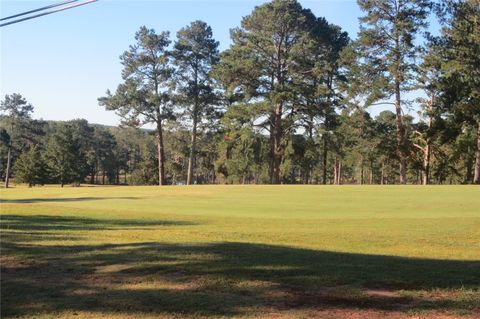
[215,0,316,184]
[172,20,219,185]
[356,0,431,184]
[99,26,173,185]
[438,0,480,183]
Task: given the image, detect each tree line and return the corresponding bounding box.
[1,0,479,186]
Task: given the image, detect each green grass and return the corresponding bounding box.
[1,185,479,318]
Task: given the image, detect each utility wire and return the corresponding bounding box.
[0,0,98,27]
[0,0,80,22]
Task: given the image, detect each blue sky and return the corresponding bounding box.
[0,1,430,126]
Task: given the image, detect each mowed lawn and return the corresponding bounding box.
[1,185,479,319]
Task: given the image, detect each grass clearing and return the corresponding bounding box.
[1,185,479,318]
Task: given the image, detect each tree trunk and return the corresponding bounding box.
[268,118,275,183]
[423,143,431,185]
[333,157,338,185]
[305,120,314,185]
[395,80,406,184]
[187,109,198,185]
[369,161,374,184]
[334,157,342,185]
[337,161,342,185]
[5,146,11,188]
[394,33,406,184]
[381,161,385,185]
[304,168,310,185]
[271,103,283,184]
[474,123,480,184]
[423,101,434,185]
[187,66,200,186]
[465,152,473,184]
[156,120,166,186]
[360,157,365,185]
[322,136,328,184]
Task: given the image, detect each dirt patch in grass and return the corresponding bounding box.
[2,251,479,319]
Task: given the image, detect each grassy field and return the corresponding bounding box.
[1,185,479,318]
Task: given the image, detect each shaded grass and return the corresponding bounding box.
[1,185,479,318]
[0,214,196,231]
[0,196,140,203]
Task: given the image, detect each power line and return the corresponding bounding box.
[0,0,98,28]
[0,0,80,22]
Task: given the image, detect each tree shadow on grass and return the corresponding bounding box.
[0,215,196,232]
[0,196,140,204]
[1,215,479,318]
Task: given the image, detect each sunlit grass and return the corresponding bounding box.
[1,185,479,318]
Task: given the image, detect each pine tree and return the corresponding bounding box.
[413,41,443,185]
[438,0,480,183]
[356,0,431,184]
[172,20,219,185]
[215,0,316,183]
[44,123,87,187]
[99,26,173,185]
[0,93,34,188]
[13,145,46,187]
